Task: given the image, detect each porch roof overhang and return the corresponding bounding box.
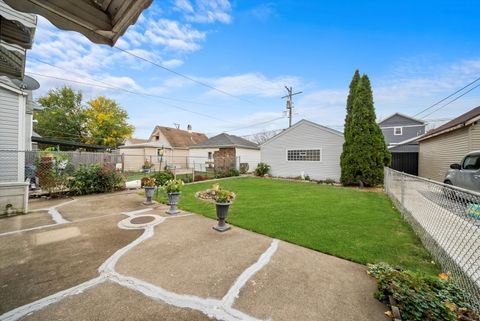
[0,41,26,79]
[4,0,152,46]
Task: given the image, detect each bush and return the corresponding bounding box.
[368,263,478,321]
[69,164,125,195]
[255,162,270,176]
[151,170,174,187]
[180,175,193,183]
[325,178,336,185]
[239,163,249,174]
[194,175,207,182]
[228,168,240,177]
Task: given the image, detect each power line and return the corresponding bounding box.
[414,75,480,117]
[113,46,254,104]
[30,58,239,110]
[28,72,239,125]
[224,116,286,133]
[421,82,480,119]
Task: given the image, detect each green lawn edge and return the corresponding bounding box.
[154,176,440,276]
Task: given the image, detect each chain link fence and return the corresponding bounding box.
[384,167,480,311]
[0,150,260,195]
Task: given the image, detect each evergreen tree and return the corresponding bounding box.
[340,70,361,184]
[348,75,390,186]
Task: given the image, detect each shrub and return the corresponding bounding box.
[142,160,154,170]
[151,170,174,187]
[368,263,478,321]
[255,162,270,176]
[69,164,125,195]
[325,178,336,185]
[180,175,193,183]
[304,174,311,181]
[228,168,240,177]
[194,175,207,182]
[239,163,249,174]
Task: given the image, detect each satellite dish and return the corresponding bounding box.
[11,75,40,90]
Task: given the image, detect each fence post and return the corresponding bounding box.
[400,172,405,205]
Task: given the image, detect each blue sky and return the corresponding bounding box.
[26,0,480,138]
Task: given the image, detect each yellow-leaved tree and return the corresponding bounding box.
[84,96,134,148]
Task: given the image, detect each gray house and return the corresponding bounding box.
[379,113,426,175]
[260,119,344,181]
[0,77,37,215]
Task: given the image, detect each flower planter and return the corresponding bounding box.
[143,186,155,205]
[166,192,181,214]
[213,202,231,232]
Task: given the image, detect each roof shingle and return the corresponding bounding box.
[191,133,259,149]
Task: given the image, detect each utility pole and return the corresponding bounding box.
[281,86,302,127]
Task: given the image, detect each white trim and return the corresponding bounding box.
[0,80,27,95]
[285,148,323,162]
[393,127,403,136]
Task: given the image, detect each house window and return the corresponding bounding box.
[208,152,212,160]
[394,127,402,135]
[287,149,321,161]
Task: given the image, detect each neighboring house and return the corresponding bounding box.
[260,119,344,181]
[418,106,480,182]
[379,113,426,175]
[123,138,148,146]
[189,133,260,173]
[0,76,37,214]
[119,125,208,171]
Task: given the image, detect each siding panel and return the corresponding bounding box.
[0,87,20,182]
[261,122,344,181]
[419,126,470,182]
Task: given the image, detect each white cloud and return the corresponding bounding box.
[206,73,302,97]
[250,3,277,22]
[176,0,232,24]
[144,18,206,51]
[162,59,184,68]
[174,0,194,13]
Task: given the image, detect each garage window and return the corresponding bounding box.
[287,149,321,161]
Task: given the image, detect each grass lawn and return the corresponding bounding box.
[155,176,439,275]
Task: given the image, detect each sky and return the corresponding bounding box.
[26,0,480,139]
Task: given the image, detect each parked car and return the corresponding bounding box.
[444,151,480,192]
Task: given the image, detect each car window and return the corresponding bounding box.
[462,155,480,170]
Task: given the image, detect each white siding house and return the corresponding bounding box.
[261,119,344,181]
[0,78,30,214]
[189,133,261,172]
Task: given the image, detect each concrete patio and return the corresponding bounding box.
[0,191,388,321]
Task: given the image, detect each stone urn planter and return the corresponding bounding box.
[213,202,231,232]
[166,192,181,215]
[143,186,155,205]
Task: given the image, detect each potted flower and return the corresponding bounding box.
[142,160,154,173]
[213,186,235,232]
[142,176,156,205]
[163,179,184,214]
